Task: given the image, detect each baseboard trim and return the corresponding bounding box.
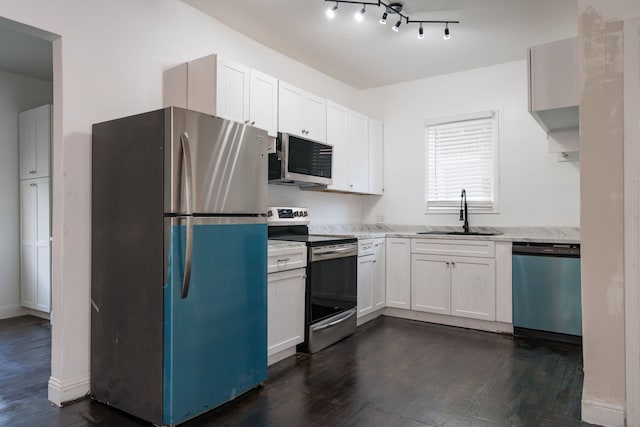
[48,375,90,407]
[383,307,514,334]
[0,304,26,320]
[356,308,384,326]
[268,347,297,366]
[581,398,625,427]
[23,308,50,320]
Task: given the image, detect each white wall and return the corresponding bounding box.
[0,70,52,320]
[0,0,364,404]
[360,60,580,227]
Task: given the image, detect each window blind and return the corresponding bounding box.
[426,112,497,210]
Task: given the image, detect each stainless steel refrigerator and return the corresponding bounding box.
[91,107,268,426]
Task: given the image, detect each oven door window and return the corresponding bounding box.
[308,256,357,323]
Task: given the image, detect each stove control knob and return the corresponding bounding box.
[302,211,308,217]
[294,211,299,217]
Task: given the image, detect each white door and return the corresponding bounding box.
[451,257,496,321]
[385,238,411,309]
[357,254,375,318]
[411,254,451,315]
[216,57,250,124]
[20,178,50,312]
[249,69,278,137]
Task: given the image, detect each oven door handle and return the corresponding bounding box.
[312,246,356,256]
[311,310,356,332]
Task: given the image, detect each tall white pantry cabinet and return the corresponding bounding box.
[19,104,52,313]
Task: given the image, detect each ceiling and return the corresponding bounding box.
[0,24,52,81]
[183,0,577,89]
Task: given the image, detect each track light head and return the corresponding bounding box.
[355,4,366,21]
[444,23,451,40]
[392,19,402,32]
[418,24,424,39]
[326,2,338,19]
[379,12,387,24]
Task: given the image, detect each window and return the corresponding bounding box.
[425,111,499,212]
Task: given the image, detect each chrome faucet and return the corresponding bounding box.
[459,189,469,233]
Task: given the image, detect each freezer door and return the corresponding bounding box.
[166,107,268,215]
[163,217,267,426]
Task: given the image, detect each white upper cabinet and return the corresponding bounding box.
[278,81,327,142]
[347,110,368,193]
[167,54,278,136]
[326,101,349,190]
[368,118,384,195]
[249,69,279,137]
[528,37,579,132]
[19,104,51,180]
[325,102,373,194]
[216,56,251,125]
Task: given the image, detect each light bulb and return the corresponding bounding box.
[444,25,451,40]
[379,12,387,24]
[355,6,365,21]
[392,20,402,32]
[418,25,424,39]
[326,4,338,19]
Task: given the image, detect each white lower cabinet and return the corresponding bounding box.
[410,239,496,322]
[20,178,50,313]
[357,238,386,320]
[267,242,307,365]
[386,238,411,309]
[267,268,305,359]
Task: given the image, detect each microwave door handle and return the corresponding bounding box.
[180,131,193,299]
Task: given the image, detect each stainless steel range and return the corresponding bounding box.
[267,207,358,353]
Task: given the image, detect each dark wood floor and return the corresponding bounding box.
[0,315,591,426]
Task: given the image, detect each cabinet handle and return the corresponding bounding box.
[244,120,249,124]
[451,262,456,267]
[30,183,36,187]
[276,258,291,262]
[29,170,36,174]
[251,121,255,126]
[446,261,450,266]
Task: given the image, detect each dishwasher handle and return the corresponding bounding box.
[512,242,580,257]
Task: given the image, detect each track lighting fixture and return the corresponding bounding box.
[322,1,460,41]
[355,4,366,21]
[326,2,338,19]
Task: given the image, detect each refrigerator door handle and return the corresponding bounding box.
[180,131,193,299]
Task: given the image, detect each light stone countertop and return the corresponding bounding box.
[309,225,580,244]
[267,240,307,250]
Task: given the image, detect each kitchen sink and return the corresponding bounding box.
[417,231,502,236]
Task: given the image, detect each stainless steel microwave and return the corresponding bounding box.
[268,133,333,186]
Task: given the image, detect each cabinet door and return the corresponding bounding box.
[368,118,384,195]
[278,81,304,136]
[20,178,50,312]
[19,105,50,180]
[357,254,375,318]
[529,38,578,112]
[385,238,411,309]
[451,257,495,321]
[411,254,451,315]
[326,101,349,191]
[216,56,250,124]
[267,268,306,357]
[347,110,368,193]
[302,92,327,143]
[372,240,386,310]
[249,69,278,137]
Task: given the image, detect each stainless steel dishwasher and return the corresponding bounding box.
[512,242,582,344]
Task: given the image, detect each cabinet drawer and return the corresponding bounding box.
[268,245,307,273]
[411,239,495,258]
